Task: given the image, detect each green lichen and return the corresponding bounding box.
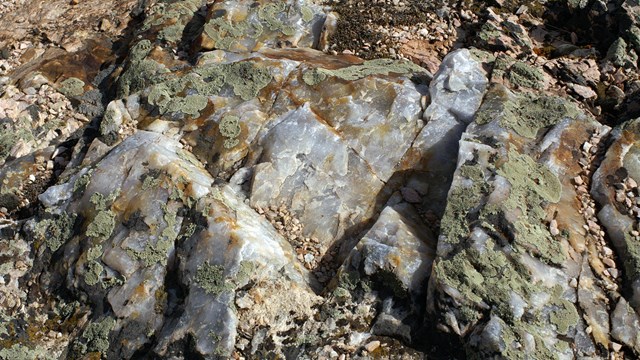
[117,40,170,98]
[0,343,47,360]
[203,17,262,51]
[86,191,119,240]
[86,210,116,240]
[141,170,162,191]
[223,61,272,101]
[73,170,92,194]
[303,58,427,86]
[99,103,120,140]
[475,89,579,139]
[301,6,314,22]
[508,62,544,89]
[219,115,241,149]
[34,212,77,251]
[549,298,580,335]
[258,3,296,35]
[142,0,200,42]
[440,163,490,245]
[127,203,177,267]
[607,37,628,67]
[195,262,232,296]
[59,77,85,97]
[84,261,104,286]
[147,78,209,117]
[82,317,116,355]
[497,149,563,265]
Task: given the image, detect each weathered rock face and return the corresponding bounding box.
[591,118,640,353]
[428,84,614,358]
[4,0,640,358]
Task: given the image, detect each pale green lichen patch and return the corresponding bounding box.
[219,115,241,149]
[508,62,544,89]
[497,149,563,265]
[222,61,272,101]
[301,6,314,22]
[0,343,47,360]
[127,203,177,267]
[33,212,77,251]
[117,40,170,98]
[549,298,580,335]
[195,262,233,296]
[258,3,296,35]
[144,61,271,118]
[84,261,104,286]
[203,2,315,50]
[475,89,580,139]
[142,0,201,42]
[81,317,116,355]
[59,77,85,97]
[86,190,119,240]
[303,58,428,86]
[440,163,490,245]
[86,210,116,240]
[73,170,92,194]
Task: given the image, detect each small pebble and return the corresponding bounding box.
[364,340,381,352]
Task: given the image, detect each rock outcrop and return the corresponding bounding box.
[2,0,640,359]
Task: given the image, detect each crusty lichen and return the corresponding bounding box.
[33,212,77,251]
[303,58,428,86]
[81,317,116,355]
[195,262,232,296]
[117,40,170,98]
[508,61,544,89]
[127,203,177,267]
[497,149,563,265]
[219,115,241,149]
[58,77,85,97]
[86,210,116,240]
[141,0,201,42]
[0,343,47,360]
[475,88,580,139]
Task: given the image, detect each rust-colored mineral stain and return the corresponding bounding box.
[40,39,114,85]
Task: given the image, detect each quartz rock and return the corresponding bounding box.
[428,84,609,358]
[592,118,640,310]
[401,48,488,216]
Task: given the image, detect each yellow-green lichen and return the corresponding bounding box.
[84,261,104,286]
[258,3,296,36]
[222,61,272,101]
[203,17,263,51]
[86,191,119,240]
[440,163,490,244]
[219,115,241,149]
[81,317,116,355]
[0,343,47,360]
[303,58,428,86]
[141,169,163,191]
[117,40,170,98]
[59,77,85,97]
[508,62,544,89]
[142,0,200,42]
[475,90,580,139]
[300,6,314,22]
[86,210,116,240]
[127,203,177,267]
[195,262,232,296]
[73,170,92,194]
[497,149,563,265]
[549,298,580,335]
[33,212,77,251]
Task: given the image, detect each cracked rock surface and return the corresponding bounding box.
[2,0,640,359]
